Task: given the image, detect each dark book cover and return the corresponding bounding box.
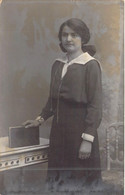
[9,126,39,148]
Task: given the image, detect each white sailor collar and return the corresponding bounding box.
[56,52,95,66]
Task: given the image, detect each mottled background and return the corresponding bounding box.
[0,0,124,168]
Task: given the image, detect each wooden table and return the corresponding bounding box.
[0,137,49,172]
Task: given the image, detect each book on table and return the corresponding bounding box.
[9,126,39,148]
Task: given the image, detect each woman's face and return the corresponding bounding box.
[61,25,82,54]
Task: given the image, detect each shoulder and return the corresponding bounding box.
[52,60,62,69]
[86,59,101,73]
[51,60,64,74]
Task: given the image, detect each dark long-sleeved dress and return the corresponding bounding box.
[40,52,102,188]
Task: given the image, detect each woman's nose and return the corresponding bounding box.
[67,34,72,41]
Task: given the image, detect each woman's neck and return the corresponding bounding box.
[67,50,83,62]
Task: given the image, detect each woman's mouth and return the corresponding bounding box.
[65,43,74,46]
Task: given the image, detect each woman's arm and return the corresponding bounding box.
[38,96,54,121]
[79,60,102,159]
[84,60,102,138]
[23,63,57,128]
[37,63,58,121]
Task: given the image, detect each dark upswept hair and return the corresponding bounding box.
[58,18,96,56]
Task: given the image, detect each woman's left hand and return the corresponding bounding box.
[78,140,92,160]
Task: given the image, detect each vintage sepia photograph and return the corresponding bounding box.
[0,0,124,194]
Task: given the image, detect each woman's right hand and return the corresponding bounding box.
[22,119,44,128]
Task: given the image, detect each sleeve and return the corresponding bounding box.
[83,60,102,139]
[38,63,56,121]
[39,97,54,121]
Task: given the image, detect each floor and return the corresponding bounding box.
[0,165,124,195]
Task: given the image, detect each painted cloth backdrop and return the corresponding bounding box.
[0,0,123,169]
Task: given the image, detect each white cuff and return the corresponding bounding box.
[81,133,94,142]
[35,116,44,124]
[35,116,43,120]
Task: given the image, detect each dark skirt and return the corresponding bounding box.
[46,99,102,190]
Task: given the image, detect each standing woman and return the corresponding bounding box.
[23,18,102,191]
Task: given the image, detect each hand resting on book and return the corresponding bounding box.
[23,118,44,128]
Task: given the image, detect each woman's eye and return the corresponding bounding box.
[62,33,78,38]
[62,33,67,37]
[71,33,78,37]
